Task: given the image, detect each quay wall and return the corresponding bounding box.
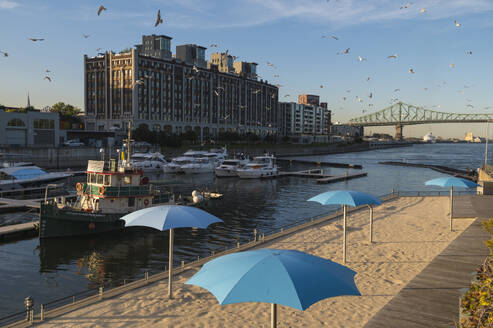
[0,142,411,169]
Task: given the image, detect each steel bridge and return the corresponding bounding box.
[347,102,493,140]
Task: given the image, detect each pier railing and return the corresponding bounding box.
[0,190,477,327]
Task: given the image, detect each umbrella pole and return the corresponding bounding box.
[369,205,374,243]
[271,303,277,328]
[449,186,453,231]
[168,228,174,299]
[343,205,347,264]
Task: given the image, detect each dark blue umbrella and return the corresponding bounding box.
[121,205,223,298]
[186,248,360,328]
[425,177,479,230]
[308,190,382,263]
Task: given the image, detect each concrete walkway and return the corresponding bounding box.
[364,195,492,328]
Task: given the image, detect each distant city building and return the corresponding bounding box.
[84,35,279,139]
[331,124,363,137]
[175,44,207,68]
[298,94,320,107]
[279,101,331,140]
[0,108,60,147]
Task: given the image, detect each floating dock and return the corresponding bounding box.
[277,158,363,169]
[278,169,368,183]
[0,220,38,242]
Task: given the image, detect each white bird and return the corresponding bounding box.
[368,92,373,98]
[134,79,145,85]
[449,63,455,68]
[420,8,426,13]
[273,74,279,77]
[467,104,474,108]
[266,61,275,67]
[367,77,371,81]
[96,48,102,52]
[0,50,8,57]
[343,48,350,54]
[82,34,90,39]
[155,9,163,27]
[214,90,219,96]
[394,88,400,92]
[342,97,347,101]
[454,20,461,27]
[284,94,290,97]
[44,76,52,82]
[409,68,415,74]
[97,5,107,16]
[387,53,398,59]
[271,94,276,99]
[45,69,51,73]
[192,65,199,73]
[210,44,218,48]
[466,50,472,55]
[424,87,428,91]
[252,89,261,94]
[358,56,366,62]
[28,38,44,42]
[320,85,324,88]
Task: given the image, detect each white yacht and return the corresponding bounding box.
[183,149,209,158]
[181,157,216,174]
[215,157,250,177]
[130,152,168,172]
[236,155,278,179]
[0,165,73,191]
[162,157,194,174]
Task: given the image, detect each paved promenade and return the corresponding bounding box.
[364,195,492,328]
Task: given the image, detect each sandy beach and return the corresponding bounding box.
[38,196,475,328]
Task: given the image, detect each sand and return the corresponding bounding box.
[38,197,475,328]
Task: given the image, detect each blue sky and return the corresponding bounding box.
[1,0,493,138]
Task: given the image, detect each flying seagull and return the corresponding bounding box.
[343,48,350,54]
[466,50,472,55]
[0,51,8,57]
[366,77,371,81]
[252,89,261,94]
[449,63,455,68]
[210,44,218,48]
[97,5,107,16]
[82,34,90,39]
[192,65,199,73]
[284,94,290,97]
[454,20,461,27]
[337,48,350,55]
[400,2,413,9]
[273,74,279,77]
[394,88,400,92]
[420,8,426,13]
[320,85,324,88]
[96,48,102,51]
[267,61,275,67]
[409,68,415,74]
[45,69,51,73]
[44,76,52,82]
[155,9,163,27]
[358,55,366,62]
[134,79,145,85]
[28,38,44,42]
[467,104,474,108]
[387,53,398,59]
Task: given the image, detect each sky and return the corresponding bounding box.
[1,0,493,138]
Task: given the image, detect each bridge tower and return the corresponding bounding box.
[395,124,403,141]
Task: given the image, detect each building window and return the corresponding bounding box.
[33,119,54,129]
[7,118,26,127]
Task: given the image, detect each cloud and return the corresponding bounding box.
[160,0,493,29]
[0,0,18,9]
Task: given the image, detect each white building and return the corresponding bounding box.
[279,102,331,138]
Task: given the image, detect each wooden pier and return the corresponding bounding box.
[316,172,368,184]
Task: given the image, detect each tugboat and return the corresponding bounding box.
[39,123,175,239]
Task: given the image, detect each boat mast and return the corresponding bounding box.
[485,119,490,168]
[124,120,132,167]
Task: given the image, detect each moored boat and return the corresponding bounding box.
[236,155,278,179]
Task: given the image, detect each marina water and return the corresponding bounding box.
[0,142,489,316]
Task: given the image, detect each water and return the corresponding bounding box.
[0,142,489,316]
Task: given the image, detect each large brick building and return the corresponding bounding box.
[84,35,279,140]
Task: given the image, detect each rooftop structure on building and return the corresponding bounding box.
[298,94,320,107]
[233,61,258,80]
[175,44,207,69]
[210,52,235,74]
[84,34,279,139]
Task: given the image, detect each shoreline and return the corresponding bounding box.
[31,196,475,328]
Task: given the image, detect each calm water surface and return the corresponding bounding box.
[0,143,489,316]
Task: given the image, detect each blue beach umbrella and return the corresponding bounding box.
[308,190,382,263]
[185,248,360,328]
[121,205,223,299]
[425,177,479,230]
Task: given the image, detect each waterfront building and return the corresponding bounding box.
[233,61,258,80]
[0,107,60,147]
[279,101,331,143]
[84,35,279,139]
[331,124,363,137]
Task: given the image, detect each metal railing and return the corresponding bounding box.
[0,189,477,327]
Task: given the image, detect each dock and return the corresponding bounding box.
[277,158,363,169]
[0,220,39,242]
[278,169,368,184]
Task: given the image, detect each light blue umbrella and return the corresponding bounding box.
[425,177,479,230]
[185,248,360,328]
[121,205,223,299]
[308,190,382,263]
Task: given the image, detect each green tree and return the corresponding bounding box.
[51,102,82,117]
